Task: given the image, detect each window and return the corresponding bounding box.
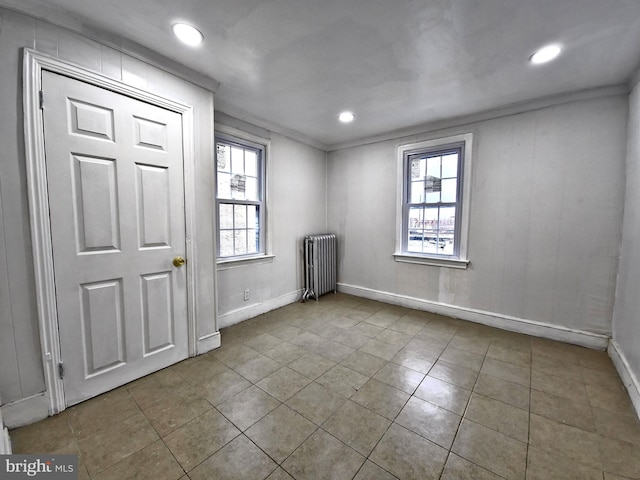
[395,133,473,268]
[216,132,265,259]
[406,145,462,256]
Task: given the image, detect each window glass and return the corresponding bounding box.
[404,145,463,258]
[442,154,457,177]
[216,134,264,258]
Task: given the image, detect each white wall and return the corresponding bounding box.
[328,95,628,341]
[216,125,327,327]
[612,77,640,413]
[0,8,217,408]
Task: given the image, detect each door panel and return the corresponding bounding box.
[136,164,171,248]
[42,71,188,406]
[68,98,115,141]
[134,116,168,151]
[80,279,126,376]
[141,271,175,355]
[72,155,120,252]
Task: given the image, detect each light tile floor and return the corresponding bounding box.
[10,293,640,479]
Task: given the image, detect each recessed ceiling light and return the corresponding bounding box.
[172,23,204,47]
[530,44,562,64]
[338,111,355,123]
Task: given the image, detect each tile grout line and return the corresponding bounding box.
[292,310,437,480]
[359,315,447,477]
[136,383,207,479]
[524,339,533,479]
[348,319,460,480]
[443,336,492,480]
[427,321,462,480]
[77,389,167,478]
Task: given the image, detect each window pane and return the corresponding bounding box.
[442,153,458,178]
[410,158,426,180]
[245,176,259,201]
[407,207,425,253]
[426,191,440,203]
[234,230,247,255]
[220,230,234,257]
[426,156,441,178]
[441,243,454,256]
[439,206,456,255]
[408,206,424,230]
[234,205,247,229]
[425,157,441,204]
[231,174,246,200]
[410,180,425,203]
[440,206,456,231]
[247,205,258,228]
[217,143,230,172]
[407,237,425,253]
[441,178,457,203]
[247,229,258,253]
[218,172,231,199]
[231,147,244,174]
[425,206,439,230]
[423,241,440,255]
[219,204,233,229]
[245,151,257,177]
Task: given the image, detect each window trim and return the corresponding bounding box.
[394,133,473,268]
[214,124,271,264]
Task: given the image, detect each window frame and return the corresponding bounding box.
[215,127,272,265]
[394,133,473,269]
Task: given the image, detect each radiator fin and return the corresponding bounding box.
[302,234,337,301]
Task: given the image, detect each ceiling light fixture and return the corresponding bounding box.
[530,44,562,64]
[339,111,355,123]
[172,23,204,47]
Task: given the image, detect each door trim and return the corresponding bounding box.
[23,48,198,415]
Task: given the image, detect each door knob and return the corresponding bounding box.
[173,256,186,267]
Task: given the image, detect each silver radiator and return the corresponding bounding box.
[302,234,337,301]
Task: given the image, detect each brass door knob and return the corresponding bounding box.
[173,256,186,267]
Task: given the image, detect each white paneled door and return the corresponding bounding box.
[42,71,189,407]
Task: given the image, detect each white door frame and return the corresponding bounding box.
[23,48,198,415]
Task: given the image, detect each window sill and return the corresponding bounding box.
[217,254,275,270]
[393,253,469,269]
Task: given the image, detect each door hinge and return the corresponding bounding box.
[58,362,64,380]
[39,90,44,110]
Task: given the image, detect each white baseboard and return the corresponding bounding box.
[197,331,221,354]
[1,428,10,454]
[1,392,49,429]
[338,283,610,350]
[608,339,640,420]
[218,289,302,330]
[0,405,11,454]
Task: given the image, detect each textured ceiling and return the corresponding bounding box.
[2,0,640,148]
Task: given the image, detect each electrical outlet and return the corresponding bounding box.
[244,289,250,301]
